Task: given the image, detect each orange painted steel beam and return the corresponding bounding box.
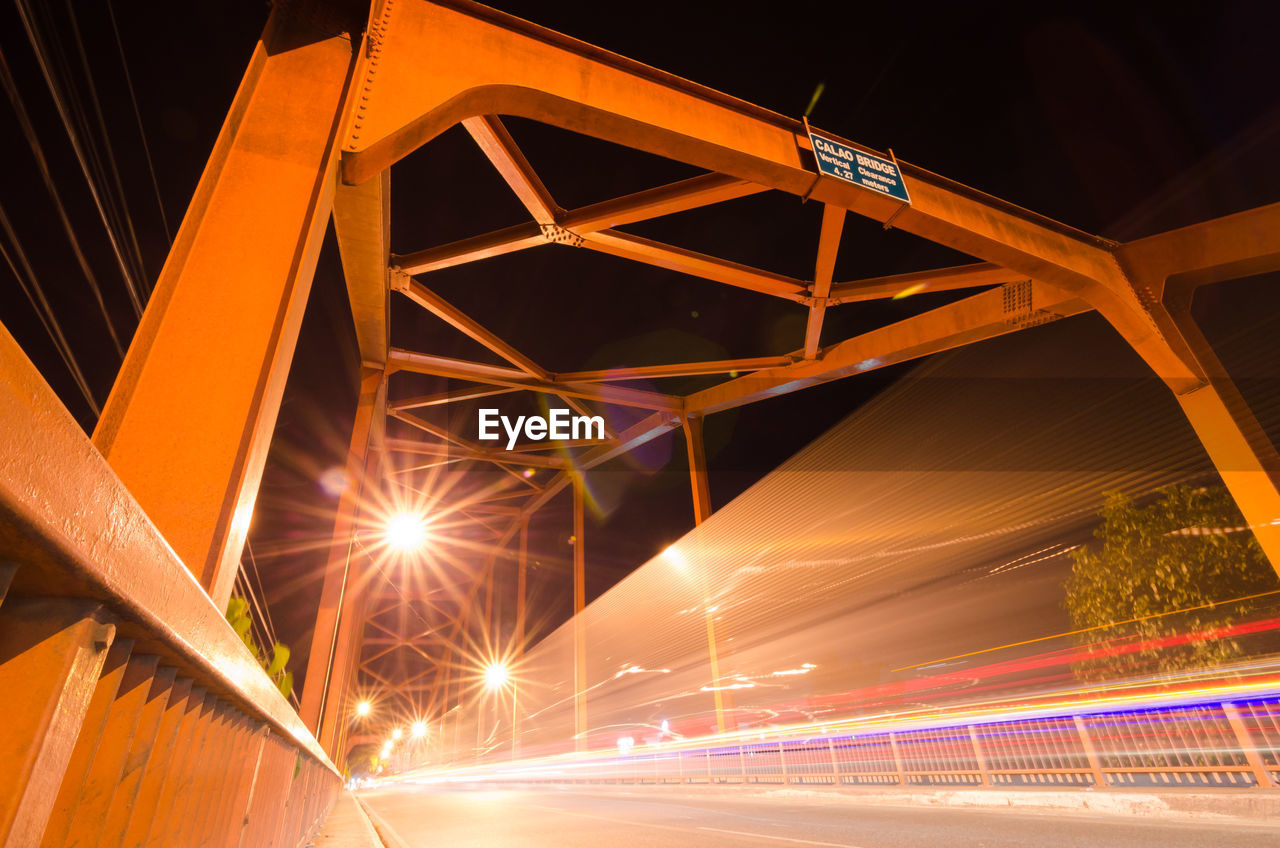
[803,204,847,359]
[828,261,1026,304]
[687,281,1090,415]
[301,367,382,744]
[463,115,561,224]
[388,348,682,411]
[390,408,478,449]
[0,599,115,847]
[391,274,615,434]
[1116,201,1280,301]
[557,355,793,383]
[394,276,551,379]
[342,2,1111,290]
[393,221,544,275]
[1113,205,1280,575]
[389,385,520,411]
[392,172,764,275]
[344,0,1226,395]
[682,415,713,524]
[333,167,391,368]
[91,7,362,609]
[384,437,567,469]
[462,112,806,300]
[580,229,807,299]
[562,172,766,232]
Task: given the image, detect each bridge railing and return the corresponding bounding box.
[0,324,340,845]
[410,691,1280,792]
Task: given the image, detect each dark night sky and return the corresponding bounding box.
[1,1,1276,693]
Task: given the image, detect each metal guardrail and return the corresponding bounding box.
[0,325,340,845]
[424,696,1280,792]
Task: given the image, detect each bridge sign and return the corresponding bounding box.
[808,132,911,204]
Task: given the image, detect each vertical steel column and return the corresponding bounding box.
[0,598,115,847]
[828,737,841,785]
[969,726,992,787]
[1109,248,1280,576]
[91,1,364,608]
[888,732,908,786]
[573,477,587,751]
[1072,715,1108,788]
[683,415,730,734]
[1222,703,1275,788]
[512,518,528,758]
[303,367,383,746]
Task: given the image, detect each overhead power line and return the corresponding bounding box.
[106,0,172,245]
[0,200,100,415]
[13,0,150,319]
[0,48,127,358]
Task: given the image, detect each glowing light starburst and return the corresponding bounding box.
[385,512,428,551]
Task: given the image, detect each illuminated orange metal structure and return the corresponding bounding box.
[0,0,1278,843]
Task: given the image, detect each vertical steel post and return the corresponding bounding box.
[682,414,729,734]
[1072,715,1108,788]
[573,477,587,751]
[302,367,382,744]
[1222,703,1275,788]
[969,726,992,787]
[888,732,908,786]
[512,518,528,758]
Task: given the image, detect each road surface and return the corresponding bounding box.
[355,784,1278,847]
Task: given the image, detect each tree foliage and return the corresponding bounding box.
[1063,484,1278,681]
[226,596,295,698]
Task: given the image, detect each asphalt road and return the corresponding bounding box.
[356,784,1279,848]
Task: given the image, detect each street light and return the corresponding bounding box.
[385,512,428,551]
[411,720,427,739]
[483,662,509,690]
[391,727,403,741]
[355,700,372,718]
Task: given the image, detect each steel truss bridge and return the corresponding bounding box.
[1,0,1278,845]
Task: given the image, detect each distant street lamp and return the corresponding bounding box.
[385,512,428,551]
[484,662,510,690]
